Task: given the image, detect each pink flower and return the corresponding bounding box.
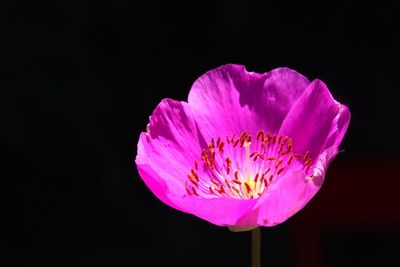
[135,64,350,228]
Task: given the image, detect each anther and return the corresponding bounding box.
[224,178,231,188]
[232,186,240,194]
[234,171,239,181]
[278,143,284,154]
[305,165,311,173]
[282,136,289,144]
[233,138,240,147]
[209,138,215,149]
[257,130,265,141]
[261,143,266,154]
[192,187,199,196]
[287,154,295,165]
[190,169,199,182]
[210,178,220,187]
[233,179,242,185]
[244,182,252,194]
[217,185,225,194]
[253,154,259,162]
[275,158,283,169]
[272,134,277,144]
[254,173,259,183]
[239,131,247,140]
[268,174,274,182]
[277,167,285,175]
[188,175,199,186]
[209,186,215,194]
[219,141,225,152]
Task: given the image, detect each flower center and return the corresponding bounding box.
[186,130,313,199]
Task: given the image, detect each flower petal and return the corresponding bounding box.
[169,196,259,226]
[136,158,182,210]
[188,64,309,141]
[321,104,351,151]
[135,98,202,198]
[278,80,340,160]
[253,171,319,226]
[136,98,259,226]
[236,146,338,226]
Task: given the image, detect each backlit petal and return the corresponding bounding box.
[188,64,309,141]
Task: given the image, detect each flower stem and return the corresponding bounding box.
[252,227,261,267]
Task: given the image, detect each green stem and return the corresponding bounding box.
[252,227,261,267]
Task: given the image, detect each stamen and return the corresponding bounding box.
[209,186,215,194]
[234,171,239,181]
[217,185,225,194]
[186,130,314,199]
[244,182,252,194]
[188,175,199,187]
[233,179,242,185]
[277,167,285,175]
[224,178,231,188]
[305,165,311,173]
[275,158,283,169]
[218,141,225,152]
[232,186,240,194]
[272,134,277,144]
[244,141,251,180]
[257,130,265,141]
[254,173,259,183]
[233,139,240,147]
[287,154,295,165]
[192,187,199,196]
[211,178,220,187]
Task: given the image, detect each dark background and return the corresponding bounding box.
[2,1,400,266]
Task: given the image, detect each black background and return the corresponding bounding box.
[2,1,400,266]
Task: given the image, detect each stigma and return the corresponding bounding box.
[185,130,313,199]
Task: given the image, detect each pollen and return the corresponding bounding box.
[185,130,313,199]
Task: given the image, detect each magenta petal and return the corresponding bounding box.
[136,99,202,197]
[136,98,259,226]
[188,64,309,140]
[238,149,338,226]
[169,196,258,226]
[136,157,182,210]
[278,80,340,159]
[237,147,338,226]
[240,170,319,226]
[321,104,351,151]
